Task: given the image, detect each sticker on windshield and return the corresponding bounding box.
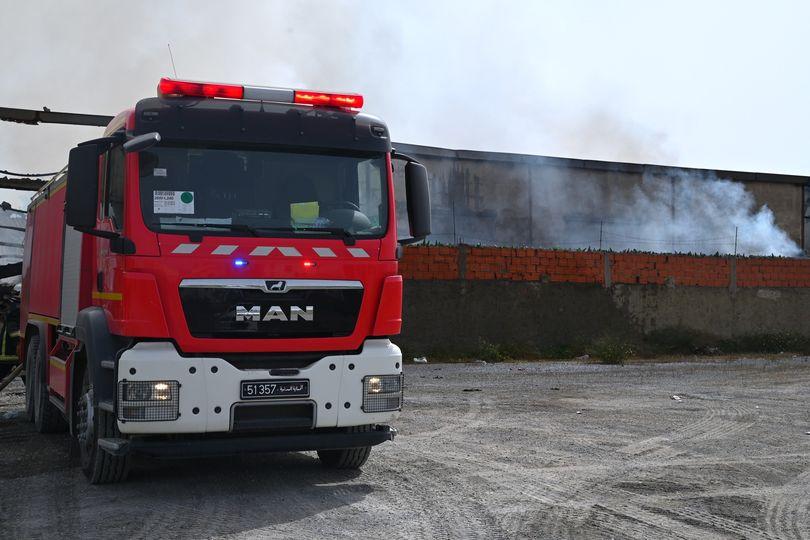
[153,168,167,177]
[153,191,194,214]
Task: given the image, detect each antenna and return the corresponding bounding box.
[167,43,178,78]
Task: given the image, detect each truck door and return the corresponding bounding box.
[95,145,126,312]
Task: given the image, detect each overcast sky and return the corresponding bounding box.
[1,0,808,209]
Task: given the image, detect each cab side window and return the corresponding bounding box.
[105,146,125,229]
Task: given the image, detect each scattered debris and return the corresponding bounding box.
[433,376,444,380]
[471,359,487,365]
[671,395,683,402]
[550,387,560,391]
[462,388,482,392]
[413,357,428,364]
[576,410,582,414]
[575,354,590,361]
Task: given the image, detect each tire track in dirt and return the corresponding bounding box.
[619,395,759,463]
[763,469,810,540]
[373,454,505,539]
[405,395,498,440]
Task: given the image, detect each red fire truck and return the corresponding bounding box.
[20,78,430,483]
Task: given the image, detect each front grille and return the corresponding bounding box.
[179,286,363,339]
[232,402,315,432]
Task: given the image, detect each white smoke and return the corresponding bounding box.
[590,172,801,257]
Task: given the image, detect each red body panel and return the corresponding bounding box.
[24,185,66,320]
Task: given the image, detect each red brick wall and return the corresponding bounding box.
[736,257,810,287]
[609,253,730,287]
[399,245,810,288]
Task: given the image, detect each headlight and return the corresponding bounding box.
[362,374,403,413]
[117,380,180,422]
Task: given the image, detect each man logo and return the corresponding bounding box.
[266,280,286,292]
[236,305,314,322]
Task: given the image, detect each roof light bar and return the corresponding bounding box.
[157,77,363,109]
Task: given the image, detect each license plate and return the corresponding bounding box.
[240,379,310,400]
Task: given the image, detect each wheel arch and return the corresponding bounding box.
[23,320,49,362]
[74,307,132,411]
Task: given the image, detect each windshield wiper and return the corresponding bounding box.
[157,222,258,237]
[252,226,356,246]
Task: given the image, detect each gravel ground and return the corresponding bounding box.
[2,357,810,539]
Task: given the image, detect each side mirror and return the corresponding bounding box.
[123,132,161,153]
[403,161,431,243]
[65,144,100,229]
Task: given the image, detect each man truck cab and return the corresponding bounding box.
[21,78,430,483]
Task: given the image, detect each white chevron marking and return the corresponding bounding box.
[249,246,275,256]
[313,247,337,258]
[278,247,301,257]
[348,247,370,258]
[172,243,199,254]
[211,245,238,255]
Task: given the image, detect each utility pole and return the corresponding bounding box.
[734,226,738,257]
[599,219,605,251]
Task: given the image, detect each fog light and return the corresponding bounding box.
[117,380,180,422]
[362,374,403,413]
[367,376,382,393]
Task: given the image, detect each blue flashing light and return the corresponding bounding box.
[233,258,248,267]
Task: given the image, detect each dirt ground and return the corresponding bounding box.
[1,357,810,539]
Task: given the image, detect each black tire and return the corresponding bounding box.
[0,363,12,381]
[31,335,66,433]
[24,337,36,422]
[317,425,373,469]
[76,366,130,484]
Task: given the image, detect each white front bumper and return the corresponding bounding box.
[116,339,402,434]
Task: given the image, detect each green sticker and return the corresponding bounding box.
[180,192,194,204]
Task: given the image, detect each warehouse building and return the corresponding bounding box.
[392,143,809,255]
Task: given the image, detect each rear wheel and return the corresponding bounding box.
[317,425,373,469]
[24,337,36,422]
[76,367,130,484]
[29,335,64,433]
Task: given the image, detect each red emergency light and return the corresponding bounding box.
[294,91,364,109]
[157,78,363,109]
[158,78,244,99]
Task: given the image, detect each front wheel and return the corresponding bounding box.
[76,367,130,484]
[317,425,373,469]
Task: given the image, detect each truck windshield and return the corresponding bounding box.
[139,146,388,238]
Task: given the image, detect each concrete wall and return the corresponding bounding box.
[392,143,808,251]
[397,245,810,355]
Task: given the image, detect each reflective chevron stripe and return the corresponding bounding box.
[313,247,337,257]
[170,244,369,258]
[278,247,301,257]
[172,244,200,254]
[249,246,275,256]
[347,247,370,258]
[211,245,237,255]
